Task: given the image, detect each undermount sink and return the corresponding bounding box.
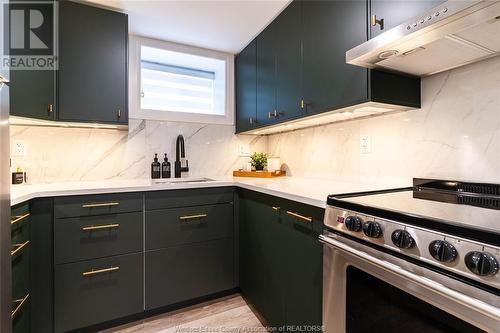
[152,177,215,185]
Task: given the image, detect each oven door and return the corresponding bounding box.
[320,232,500,333]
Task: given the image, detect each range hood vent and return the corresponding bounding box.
[347,0,500,77]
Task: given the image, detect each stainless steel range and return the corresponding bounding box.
[320,178,500,333]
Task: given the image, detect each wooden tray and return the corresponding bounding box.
[233,170,286,178]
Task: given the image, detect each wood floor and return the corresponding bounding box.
[100,294,265,333]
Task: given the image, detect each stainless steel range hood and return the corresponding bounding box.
[346,0,500,77]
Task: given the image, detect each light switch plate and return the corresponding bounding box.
[239,144,250,157]
[12,140,27,156]
[360,134,371,154]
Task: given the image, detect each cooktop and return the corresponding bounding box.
[327,178,500,245]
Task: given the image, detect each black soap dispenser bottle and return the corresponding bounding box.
[161,153,171,178]
[151,154,161,179]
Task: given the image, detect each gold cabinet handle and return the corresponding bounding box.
[11,294,29,319]
[371,14,384,30]
[179,213,207,220]
[11,240,30,257]
[11,213,30,226]
[82,223,120,231]
[48,104,53,113]
[272,206,281,211]
[81,202,119,208]
[286,211,313,223]
[82,266,120,277]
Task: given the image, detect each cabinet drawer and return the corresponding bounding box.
[54,253,143,333]
[145,239,234,310]
[146,187,233,210]
[54,212,143,264]
[146,203,233,250]
[12,245,30,300]
[11,203,30,240]
[54,192,142,218]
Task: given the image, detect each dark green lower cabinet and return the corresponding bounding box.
[145,238,234,310]
[54,252,143,333]
[239,190,323,329]
[239,191,286,328]
[282,213,323,326]
[11,203,31,333]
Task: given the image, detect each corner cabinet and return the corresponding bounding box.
[58,1,128,124]
[9,0,128,125]
[239,189,323,328]
[235,0,423,134]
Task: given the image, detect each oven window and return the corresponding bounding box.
[346,266,485,333]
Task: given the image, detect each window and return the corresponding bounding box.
[129,36,234,125]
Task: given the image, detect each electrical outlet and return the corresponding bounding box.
[360,134,371,154]
[12,140,27,156]
[239,144,250,157]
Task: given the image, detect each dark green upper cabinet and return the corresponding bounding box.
[302,0,368,115]
[235,0,421,134]
[275,1,302,122]
[58,1,128,124]
[235,40,257,133]
[255,2,302,127]
[10,70,56,120]
[9,0,55,121]
[369,0,446,38]
[256,19,278,127]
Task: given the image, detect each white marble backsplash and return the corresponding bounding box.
[10,119,266,183]
[267,56,500,186]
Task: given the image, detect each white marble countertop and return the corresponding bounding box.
[10,176,404,208]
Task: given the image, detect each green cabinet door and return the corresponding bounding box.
[8,0,55,121]
[282,206,323,327]
[10,70,55,120]
[58,1,128,124]
[239,191,285,328]
[256,19,278,127]
[275,1,303,122]
[302,0,368,115]
[236,40,257,133]
[370,0,446,38]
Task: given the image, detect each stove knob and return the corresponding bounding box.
[362,221,382,238]
[391,229,414,249]
[345,216,362,232]
[428,240,457,262]
[465,251,499,276]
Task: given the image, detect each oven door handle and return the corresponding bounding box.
[319,235,500,321]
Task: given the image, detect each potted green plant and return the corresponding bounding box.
[250,152,267,171]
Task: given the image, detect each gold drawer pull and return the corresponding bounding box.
[272,206,281,211]
[11,240,30,257]
[286,211,313,223]
[179,214,207,220]
[11,213,30,225]
[82,266,120,277]
[82,223,120,231]
[81,202,120,208]
[11,294,29,319]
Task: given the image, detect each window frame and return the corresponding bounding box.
[129,35,235,125]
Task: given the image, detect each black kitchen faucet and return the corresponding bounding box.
[174,135,189,178]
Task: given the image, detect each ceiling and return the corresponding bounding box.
[87,0,291,54]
